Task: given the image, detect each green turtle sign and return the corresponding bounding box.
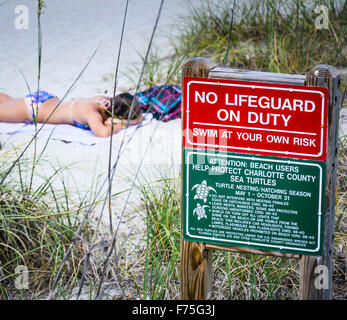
[182,148,325,256]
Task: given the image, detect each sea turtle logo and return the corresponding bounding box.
[193,203,209,220]
[191,180,217,203]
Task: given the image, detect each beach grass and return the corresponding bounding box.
[334,134,347,299]
[0,164,93,299]
[140,178,181,299]
[124,0,346,90]
[173,0,346,80]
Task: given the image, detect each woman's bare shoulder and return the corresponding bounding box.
[74,98,100,108]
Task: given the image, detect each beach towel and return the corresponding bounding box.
[0,113,153,146]
[135,85,181,122]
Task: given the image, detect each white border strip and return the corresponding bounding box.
[193,121,317,136]
[186,80,326,158]
[185,150,323,253]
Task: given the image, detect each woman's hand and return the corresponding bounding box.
[128,114,143,125]
[89,111,144,138]
[105,114,143,127]
[105,117,124,127]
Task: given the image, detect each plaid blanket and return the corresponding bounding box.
[135,85,181,122]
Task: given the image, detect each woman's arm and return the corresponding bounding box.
[106,114,144,126]
[87,111,143,137]
[87,111,124,137]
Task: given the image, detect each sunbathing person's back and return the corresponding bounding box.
[0,91,143,137]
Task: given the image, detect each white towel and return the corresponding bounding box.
[0,113,153,145]
[0,122,27,134]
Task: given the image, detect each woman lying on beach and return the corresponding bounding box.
[0,90,143,137]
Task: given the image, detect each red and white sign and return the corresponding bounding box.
[183,77,328,161]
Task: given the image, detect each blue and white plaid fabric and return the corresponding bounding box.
[136,85,181,122]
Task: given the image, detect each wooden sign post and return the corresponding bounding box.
[300,65,341,299]
[180,58,215,300]
[180,58,340,300]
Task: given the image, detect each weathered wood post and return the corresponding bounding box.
[300,65,341,299]
[180,57,215,300]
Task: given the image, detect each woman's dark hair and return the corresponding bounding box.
[104,92,142,121]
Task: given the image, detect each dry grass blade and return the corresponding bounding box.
[76,0,130,300]
[94,0,166,299]
[106,0,130,234]
[223,0,236,67]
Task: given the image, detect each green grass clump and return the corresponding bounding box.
[125,0,346,92]
[116,178,181,300]
[0,182,91,299]
[140,178,181,299]
[212,251,299,300]
[173,0,346,76]
[334,135,347,300]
